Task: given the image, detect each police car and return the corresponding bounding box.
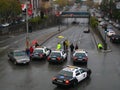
[30,47,51,60]
[72,49,88,64]
[47,50,67,63]
[52,65,91,87]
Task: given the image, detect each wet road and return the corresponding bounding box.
[0,17,120,90]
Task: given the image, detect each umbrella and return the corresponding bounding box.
[32,39,38,45]
[57,35,64,39]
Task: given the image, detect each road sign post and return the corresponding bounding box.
[104,26,107,50]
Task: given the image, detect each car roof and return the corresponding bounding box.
[34,47,46,50]
[51,50,62,53]
[13,50,25,52]
[111,35,120,37]
[74,49,86,53]
[62,65,81,72]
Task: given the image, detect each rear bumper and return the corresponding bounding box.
[31,56,45,60]
[52,81,72,87]
[73,60,87,63]
[48,59,63,63]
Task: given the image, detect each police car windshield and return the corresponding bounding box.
[34,50,43,54]
[14,51,26,56]
[51,52,61,57]
[59,70,73,77]
[75,53,85,57]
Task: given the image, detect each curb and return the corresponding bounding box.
[90,27,112,53]
[39,26,71,46]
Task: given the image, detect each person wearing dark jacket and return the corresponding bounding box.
[63,40,66,51]
[75,44,78,50]
[35,42,39,48]
[70,43,74,53]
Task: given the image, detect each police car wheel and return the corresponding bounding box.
[73,61,76,65]
[87,70,91,78]
[72,81,78,87]
[14,61,17,65]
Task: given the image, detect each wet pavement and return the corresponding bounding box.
[0,20,120,90]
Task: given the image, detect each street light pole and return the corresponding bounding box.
[104,26,107,50]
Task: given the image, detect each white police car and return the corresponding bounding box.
[72,49,88,64]
[52,65,91,87]
[47,50,67,63]
[30,47,51,60]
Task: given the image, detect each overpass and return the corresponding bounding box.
[60,11,90,18]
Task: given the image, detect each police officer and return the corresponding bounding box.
[70,43,74,53]
[98,43,103,50]
[75,44,78,50]
[56,42,61,50]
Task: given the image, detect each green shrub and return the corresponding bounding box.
[29,16,42,24]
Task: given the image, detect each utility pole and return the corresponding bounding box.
[104,25,107,50]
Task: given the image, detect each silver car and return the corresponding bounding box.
[8,50,30,65]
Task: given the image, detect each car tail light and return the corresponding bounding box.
[83,57,88,61]
[57,57,61,61]
[112,37,115,39]
[47,57,50,60]
[52,77,56,80]
[73,57,77,60]
[39,54,43,57]
[65,80,70,84]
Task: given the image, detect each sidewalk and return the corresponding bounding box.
[90,28,112,52]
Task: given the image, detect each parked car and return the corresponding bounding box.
[114,23,120,29]
[109,20,114,25]
[52,65,91,87]
[107,29,116,37]
[1,23,10,27]
[72,49,88,65]
[104,17,109,21]
[30,47,51,60]
[107,25,113,29]
[47,50,67,63]
[8,50,30,65]
[110,35,120,43]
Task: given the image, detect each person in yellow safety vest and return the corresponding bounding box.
[65,39,69,49]
[98,43,103,50]
[56,42,62,50]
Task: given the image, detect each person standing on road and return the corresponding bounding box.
[75,43,78,50]
[97,43,103,50]
[63,40,66,51]
[65,39,69,50]
[30,46,34,54]
[56,42,62,50]
[70,43,74,53]
[26,48,30,56]
[35,42,39,48]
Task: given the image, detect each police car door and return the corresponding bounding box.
[75,69,87,82]
[62,51,66,59]
[79,69,87,80]
[75,70,82,82]
[45,48,49,56]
